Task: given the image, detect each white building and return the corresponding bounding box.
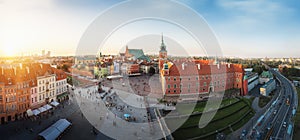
[54,69,68,102]
[37,74,56,105]
[260,79,276,96]
[246,72,259,92]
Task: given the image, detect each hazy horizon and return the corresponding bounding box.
[1,0,300,58]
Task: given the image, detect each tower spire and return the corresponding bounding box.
[162,33,164,44]
[160,33,166,52]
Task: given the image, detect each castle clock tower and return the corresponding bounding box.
[159,34,167,69]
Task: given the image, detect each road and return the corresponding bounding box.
[267,68,297,140]
[243,65,297,140]
[251,64,298,140]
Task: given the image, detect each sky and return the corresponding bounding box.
[0,0,299,58]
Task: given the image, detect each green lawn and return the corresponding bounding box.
[171,101,245,128]
[231,111,255,131]
[172,106,251,139]
[169,98,254,140]
[176,98,239,115]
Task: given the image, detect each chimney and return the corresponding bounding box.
[182,62,185,70]
[26,66,30,74]
[228,64,231,68]
[217,64,220,69]
[197,64,201,70]
[13,66,17,75]
[40,64,43,69]
[19,63,22,69]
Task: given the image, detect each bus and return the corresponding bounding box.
[287,124,293,135]
[256,115,265,126]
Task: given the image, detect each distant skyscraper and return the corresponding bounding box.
[42,50,45,56]
[47,51,51,57]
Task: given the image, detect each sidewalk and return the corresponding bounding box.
[73,85,166,140]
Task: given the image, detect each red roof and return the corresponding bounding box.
[0,63,66,86]
[163,60,243,76]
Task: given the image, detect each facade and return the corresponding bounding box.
[121,63,140,75]
[0,63,67,124]
[158,35,246,96]
[0,65,32,123]
[54,69,67,102]
[75,55,97,65]
[259,71,273,84]
[245,72,259,92]
[36,74,56,107]
[260,79,276,96]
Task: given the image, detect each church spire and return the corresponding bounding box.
[160,33,167,52]
[162,33,164,44]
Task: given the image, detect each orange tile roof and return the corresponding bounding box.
[164,60,243,76]
[0,63,66,86]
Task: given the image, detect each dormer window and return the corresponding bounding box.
[8,78,12,85]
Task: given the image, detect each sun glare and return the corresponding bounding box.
[4,47,16,56]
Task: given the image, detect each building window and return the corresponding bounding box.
[204,82,207,86]
[174,84,177,88]
[196,77,198,80]
[174,77,176,81]
[168,77,170,81]
[168,85,170,89]
[174,90,176,93]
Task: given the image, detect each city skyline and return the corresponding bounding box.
[1,0,300,58]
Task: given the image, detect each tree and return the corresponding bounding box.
[62,64,69,72]
[253,65,264,75]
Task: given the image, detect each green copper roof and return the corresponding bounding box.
[128,49,150,62]
[128,49,144,57]
[137,55,151,62]
[260,71,273,78]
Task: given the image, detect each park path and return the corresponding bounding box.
[252,97,262,112]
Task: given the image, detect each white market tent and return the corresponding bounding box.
[32,109,41,116]
[43,104,53,110]
[106,75,123,80]
[26,109,33,117]
[38,107,47,113]
[50,101,59,107]
[38,119,72,140]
